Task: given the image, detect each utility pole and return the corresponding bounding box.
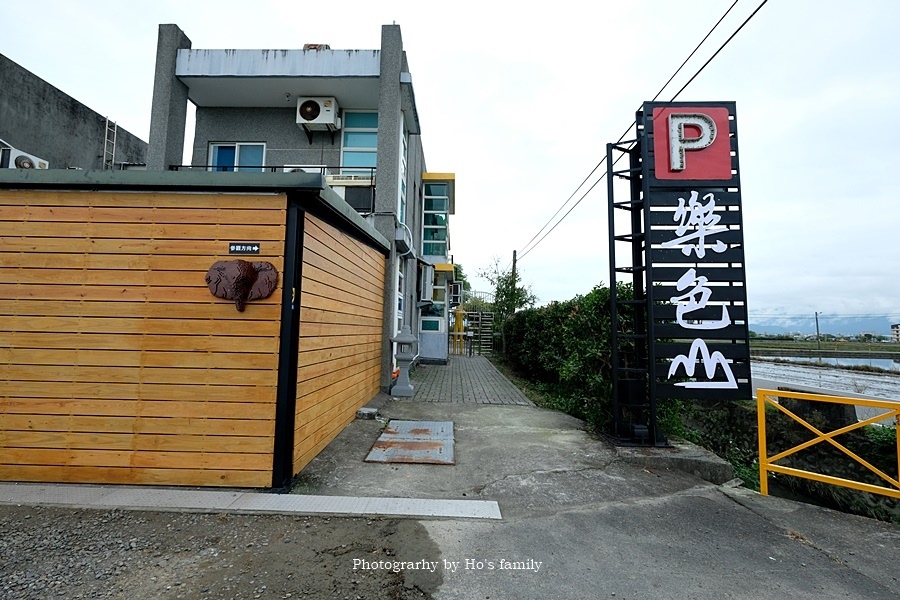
[815,311,821,352]
[510,250,518,316]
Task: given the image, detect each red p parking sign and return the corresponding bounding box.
[652,106,732,180]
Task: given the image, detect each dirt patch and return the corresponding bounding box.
[0,505,441,599]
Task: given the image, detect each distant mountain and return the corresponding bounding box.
[749,316,894,337]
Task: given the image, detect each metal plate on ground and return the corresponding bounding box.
[364,420,455,465]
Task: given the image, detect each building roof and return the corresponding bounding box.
[175,48,420,133]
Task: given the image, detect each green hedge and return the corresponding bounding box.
[502,283,632,429]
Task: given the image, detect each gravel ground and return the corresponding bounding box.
[0,505,441,600]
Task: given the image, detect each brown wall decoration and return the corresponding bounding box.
[206,260,279,311]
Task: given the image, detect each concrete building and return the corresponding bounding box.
[892,323,900,343]
[147,23,456,389]
[0,53,147,170]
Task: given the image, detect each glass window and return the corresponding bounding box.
[424,197,448,211]
[238,145,263,171]
[424,213,447,227]
[344,112,378,128]
[421,303,444,318]
[423,181,450,258]
[424,228,447,241]
[424,242,446,256]
[398,128,408,225]
[421,319,441,332]
[210,143,265,172]
[343,131,378,148]
[342,152,377,168]
[211,145,235,172]
[342,112,378,175]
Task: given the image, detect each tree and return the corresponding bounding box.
[478,257,537,353]
[453,263,472,291]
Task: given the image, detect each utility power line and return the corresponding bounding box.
[514,0,767,265]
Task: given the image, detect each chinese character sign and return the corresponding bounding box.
[643,102,750,400]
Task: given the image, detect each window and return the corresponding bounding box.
[421,285,445,318]
[423,183,449,257]
[421,319,442,332]
[397,265,404,333]
[342,112,378,175]
[209,143,265,172]
[398,126,408,224]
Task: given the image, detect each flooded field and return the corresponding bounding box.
[751,359,900,402]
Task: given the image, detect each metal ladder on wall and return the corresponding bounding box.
[103,118,117,170]
[606,124,663,445]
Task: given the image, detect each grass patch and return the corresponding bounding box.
[489,357,556,407]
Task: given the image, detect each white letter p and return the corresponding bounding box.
[668,113,716,171]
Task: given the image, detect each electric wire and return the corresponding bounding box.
[515,0,740,263]
[515,0,767,265]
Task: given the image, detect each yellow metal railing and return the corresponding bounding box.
[757,388,900,499]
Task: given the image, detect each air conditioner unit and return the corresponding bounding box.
[450,282,463,307]
[7,149,49,170]
[419,265,435,303]
[283,165,326,174]
[325,173,374,187]
[296,97,341,131]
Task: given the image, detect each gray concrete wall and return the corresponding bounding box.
[191,107,342,168]
[0,53,147,169]
[147,24,191,171]
[375,24,405,393]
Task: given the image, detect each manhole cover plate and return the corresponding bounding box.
[364,420,455,465]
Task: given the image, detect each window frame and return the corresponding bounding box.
[341,111,379,175]
[423,182,450,258]
[209,142,266,172]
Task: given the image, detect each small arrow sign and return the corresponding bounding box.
[229,242,262,255]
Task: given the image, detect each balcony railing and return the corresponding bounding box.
[166,165,377,214]
[167,165,375,178]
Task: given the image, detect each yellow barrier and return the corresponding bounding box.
[757,388,900,499]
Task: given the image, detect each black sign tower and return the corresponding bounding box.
[607,101,751,445]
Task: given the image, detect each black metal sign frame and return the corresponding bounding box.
[608,101,751,445]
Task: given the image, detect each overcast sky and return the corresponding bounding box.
[3,0,899,332]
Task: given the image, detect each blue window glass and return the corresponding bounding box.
[424,228,447,241]
[421,320,440,332]
[424,242,446,256]
[425,183,447,196]
[212,145,235,172]
[421,303,444,318]
[344,112,378,128]
[424,213,447,227]
[342,152,377,168]
[237,144,264,172]
[424,197,448,212]
[343,131,378,148]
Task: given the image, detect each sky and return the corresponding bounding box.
[3,0,899,334]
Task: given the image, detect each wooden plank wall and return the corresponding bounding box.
[0,190,286,487]
[293,213,385,472]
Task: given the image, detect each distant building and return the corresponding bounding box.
[892,323,900,343]
[0,53,147,170]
